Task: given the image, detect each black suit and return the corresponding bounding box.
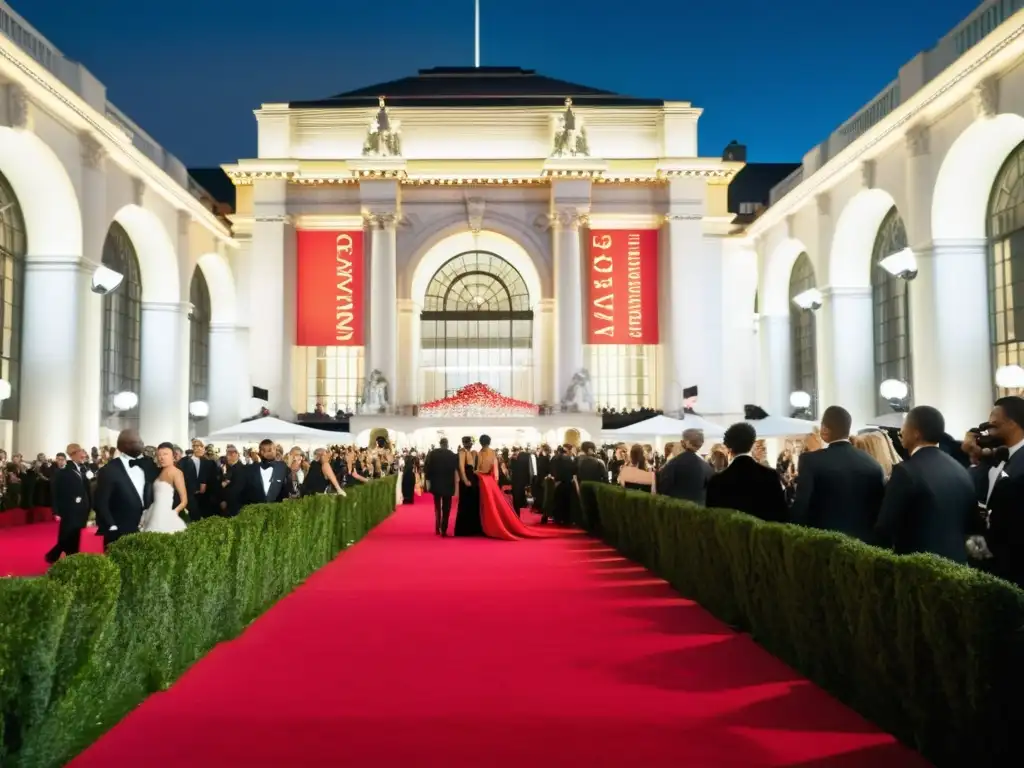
[706,455,787,523]
[790,441,885,543]
[219,461,247,517]
[424,447,459,534]
[178,455,218,520]
[94,456,157,549]
[533,453,551,512]
[242,461,291,505]
[510,452,535,516]
[46,464,93,561]
[875,446,976,563]
[983,448,1024,586]
[657,451,714,506]
[549,454,577,524]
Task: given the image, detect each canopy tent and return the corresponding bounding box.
[745,415,818,438]
[198,417,349,446]
[608,414,726,439]
[865,411,907,429]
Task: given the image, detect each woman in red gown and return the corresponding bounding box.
[476,435,571,540]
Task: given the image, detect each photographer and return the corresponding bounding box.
[980,396,1024,587]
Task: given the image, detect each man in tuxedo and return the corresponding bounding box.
[548,444,578,525]
[533,445,551,515]
[94,429,156,550]
[424,437,459,536]
[706,422,787,522]
[790,405,885,542]
[876,405,977,563]
[979,396,1024,584]
[218,444,247,517]
[45,444,93,563]
[243,438,293,505]
[179,438,218,520]
[658,428,714,505]
[510,446,536,518]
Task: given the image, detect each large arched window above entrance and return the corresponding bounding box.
[420,250,533,401]
[0,171,25,421]
[101,222,142,427]
[789,253,817,416]
[988,140,1024,395]
[189,268,211,408]
[872,206,911,413]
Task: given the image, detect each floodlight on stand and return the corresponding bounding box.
[112,391,138,412]
[879,378,910,401]
[995,365,1024,390]
[91,265,125,295]
[189,400,210,419]
[789,390,812,410]
[879,247,918,280]
[792,288,823,311]
[0,378,11,401]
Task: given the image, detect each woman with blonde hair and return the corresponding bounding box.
[852,430,902,480]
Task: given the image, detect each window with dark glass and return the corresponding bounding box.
[871,206,911,413]
[988,139,1024,396]
[789,252,817,416]
[101,222,142,426]
[0,171,25,421]
[189,268,211,407]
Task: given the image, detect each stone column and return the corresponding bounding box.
[396,298,419,407]
[207,323,240,432]
[77,131,107,448]
[552,209,586,402]
[909,239,991,434]
[759,314,792,417]
[366,213,399,401]
[818,286,875,425]
[17,257,89,455]
[533,299,556,405]
[139,301,190,446]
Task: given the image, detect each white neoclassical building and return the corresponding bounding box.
[0,1,239,455]
[748,0,1024,435]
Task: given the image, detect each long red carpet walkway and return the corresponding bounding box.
[70,495,926,767]
[0,522,103,577]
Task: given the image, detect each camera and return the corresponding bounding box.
[375,436,388,449]
[969,422,1004,451]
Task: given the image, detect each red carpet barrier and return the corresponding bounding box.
[0,477,396,768]
[582,482,1024,768]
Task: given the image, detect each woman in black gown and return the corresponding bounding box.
[453,437,483,536]
[301,448,345,496]
[401,451,420,505]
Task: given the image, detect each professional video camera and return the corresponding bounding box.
[968,422,1004,450]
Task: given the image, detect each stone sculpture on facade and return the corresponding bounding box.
[362,96,402,158]
[560,368,594,412]
[361,369,391,413]
[551,97,590,158]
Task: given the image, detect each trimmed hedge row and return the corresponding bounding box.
[581,483,1024,768]
[0,477,396,768]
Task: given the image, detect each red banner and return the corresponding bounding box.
[587,229,659,344]
[296,230,365,346]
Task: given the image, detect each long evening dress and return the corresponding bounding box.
[453,451,483,537]
[401,457,418,505]
[477,450,573,541]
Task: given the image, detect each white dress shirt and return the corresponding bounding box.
[119,453,146,502]
[260,464,273,497]
[986,437,1024,503]
[192,455,200,475]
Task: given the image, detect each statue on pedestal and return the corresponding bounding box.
[560,368,594,412]
[362,96,402,158]
[551,98,590,158]
[361,369,390,414]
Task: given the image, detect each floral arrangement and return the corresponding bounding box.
[419,383,539,417]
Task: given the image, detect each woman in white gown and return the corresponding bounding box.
[141,442,188,533]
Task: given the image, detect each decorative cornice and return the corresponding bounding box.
[860,159,876,190]
[293,214,365,230]
[79,130,106,170]
[3,82,29,129]
[905,123,930,156]
[973,75,999,118]
[363,212,400,230]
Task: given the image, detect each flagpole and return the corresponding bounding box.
[474,0,480,67]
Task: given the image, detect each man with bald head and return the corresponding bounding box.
[94,429,157,549]
[657,428,714,505]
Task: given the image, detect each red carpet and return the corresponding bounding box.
[69,495,927,767]
[0,522,104,577]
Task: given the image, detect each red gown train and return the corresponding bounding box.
[477,471,573,541]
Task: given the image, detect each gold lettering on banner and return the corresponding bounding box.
[591,234,615,338]
[626,232,642,339]
[334,233,356,342]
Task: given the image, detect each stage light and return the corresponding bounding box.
[189,400,210,418]
[789,390,812,410]
[995,365,1024,389]
[879,379,909,401]
[112,391,138,411]
[791,288,822,311]
[879,247,918,280]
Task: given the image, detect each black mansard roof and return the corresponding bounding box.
[289,67,665,109]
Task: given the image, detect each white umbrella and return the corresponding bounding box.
[745,415,817,438]
[610,414,726,439]
[198,416,349,445]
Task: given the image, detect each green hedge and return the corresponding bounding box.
[0,478,396,768]
[583,483,1024,767]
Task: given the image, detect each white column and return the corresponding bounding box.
[553,210,585,401]
[207,324,240,432]
[17,257,88,455]
[532,299,555,405]
[719,241,759,421]
[228,237,253,419]
[367,213,398,403]
[139,301,190,446]
[909,239,990,434]
[759,314,791,417]
[818,286,875,425]
[78,132,107,449]
[396,299,418,407]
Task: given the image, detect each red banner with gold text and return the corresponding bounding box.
[587,229,659,344]
[296,230,365,346]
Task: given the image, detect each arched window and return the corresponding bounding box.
[420,250,533,401]
[872,206,911,413]
[988,140,1024,396]
[0,171,25,421]
[101,222,142,427]
[189,267,211,408]
[789,252,817,416]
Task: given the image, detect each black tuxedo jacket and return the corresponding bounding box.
[576,455,608,485]
[875,446,976,563]
[790,442,886,543]
[219,461,247,516]
[178,456,217,501]
[511,452,535,488]
[243,461,291,505]
[94,456,156,533]
[984,448,1024,585]
[424,448,459,498]
[51,464,93,528]
[706,455,787,522]
[658,451,714,506]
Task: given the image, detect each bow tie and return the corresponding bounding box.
[128,458,144,468]
[260,460,275,470]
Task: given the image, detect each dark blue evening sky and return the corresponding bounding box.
[15,0,980,167]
